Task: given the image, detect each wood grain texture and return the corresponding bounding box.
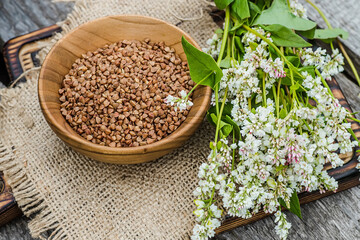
[0,173,22,227]
[38,15,212,164]
[214,77,360,234]
[1,0,360,239]
[0,0,73,45]
[2,25,61,86]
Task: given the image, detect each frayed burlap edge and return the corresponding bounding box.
[0,73,66,239]
[0,0,217,239]
[0,144,66,240]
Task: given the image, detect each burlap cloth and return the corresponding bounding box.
[0,0,218,239]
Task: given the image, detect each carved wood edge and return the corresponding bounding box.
[1,19,360,232]
[215,58,360,235]
[0,24,61,226]
[2,24,61,86]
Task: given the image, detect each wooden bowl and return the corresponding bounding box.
[38,15,211,164]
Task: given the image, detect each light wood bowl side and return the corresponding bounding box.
[38,15,211,164]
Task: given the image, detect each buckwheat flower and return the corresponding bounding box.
[300,47,328,68]
[194,209,205,221]
[289,0,308,19]
[210,204,222,218]
[203,33,222,58]
[242,27,266,46]
[165,91,193,112]
[194,199,205,209]
[260,58,286,79]
[274,211,291,239]
[299,47,345,80]
[322,49,345,80]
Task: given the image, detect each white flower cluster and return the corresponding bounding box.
[212,27,284,124]
[165,90,193,111]
[299,48,344,80]
[275,211,292,239]
[202,32,222,58]
[289,0,308,19]
[192,139,231,240]
[194,26,354,240]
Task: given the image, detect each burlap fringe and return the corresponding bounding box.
[0,0,217,239]
[0,143,66,239]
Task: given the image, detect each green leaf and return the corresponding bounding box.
[279,197,289,209]
[220,56,232,68]
[285,56,300,68]
[233,36,245,53]
[314,28,349,40]
[230,18,246,32]
[279,108,287,119]
[223,115,241,139]
[214,0,234,10]
[249,1,261,14]
[297,27,316,39]
[231,0,250,20]
[182,37,223,90]
[262,24,312,48]
[253,0,316,31]
[249,41,258,51]
[208,103,233,117]
[268,45,280,60]
[215,28,224,36]
[206,112,216,127]
[279,192,302,219]
[290,82,301,95]
[256,0,272,9]
[282,69,304,86]
[210,113,233,137]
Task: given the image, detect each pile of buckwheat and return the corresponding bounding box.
[59,39,194,147]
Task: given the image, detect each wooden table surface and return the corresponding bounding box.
[1,0,360,239]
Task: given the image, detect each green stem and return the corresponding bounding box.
[280,88,288,114]
[232,131,235,172]
[227,36,231,57]
[345,120,360,145]
[277,78,281,111]
[289,68,298,108]
[306,0,360,86]
[273,85,279,117]
[286,0,291,9]
[215,6,231,116]
[208,187,216,206]
[262,72,267,106]
[243,24,295,70]
[348,116,360,123]
[303,120,313,133]
[186,72,213,99]
[214,87,229,143]
[314,68,360,145]
[315,68,334,98]
[231,32,235,59]
[305,0,332,29]
[337,40,360,86]
[217,8,231,65]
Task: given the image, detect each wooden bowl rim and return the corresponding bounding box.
[38,14,211,156]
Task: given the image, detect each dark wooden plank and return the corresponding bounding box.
[1,0,360,240]
[3,19,360,240]
[2,24,61,86]
[0,173,22,227]
[0,0,73,46]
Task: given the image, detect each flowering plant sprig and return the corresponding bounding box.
[166,0,360,239]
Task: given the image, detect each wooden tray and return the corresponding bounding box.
[1,25,360,234]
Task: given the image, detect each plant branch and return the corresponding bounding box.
[305,0,360,86]
[215,87,229,143]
